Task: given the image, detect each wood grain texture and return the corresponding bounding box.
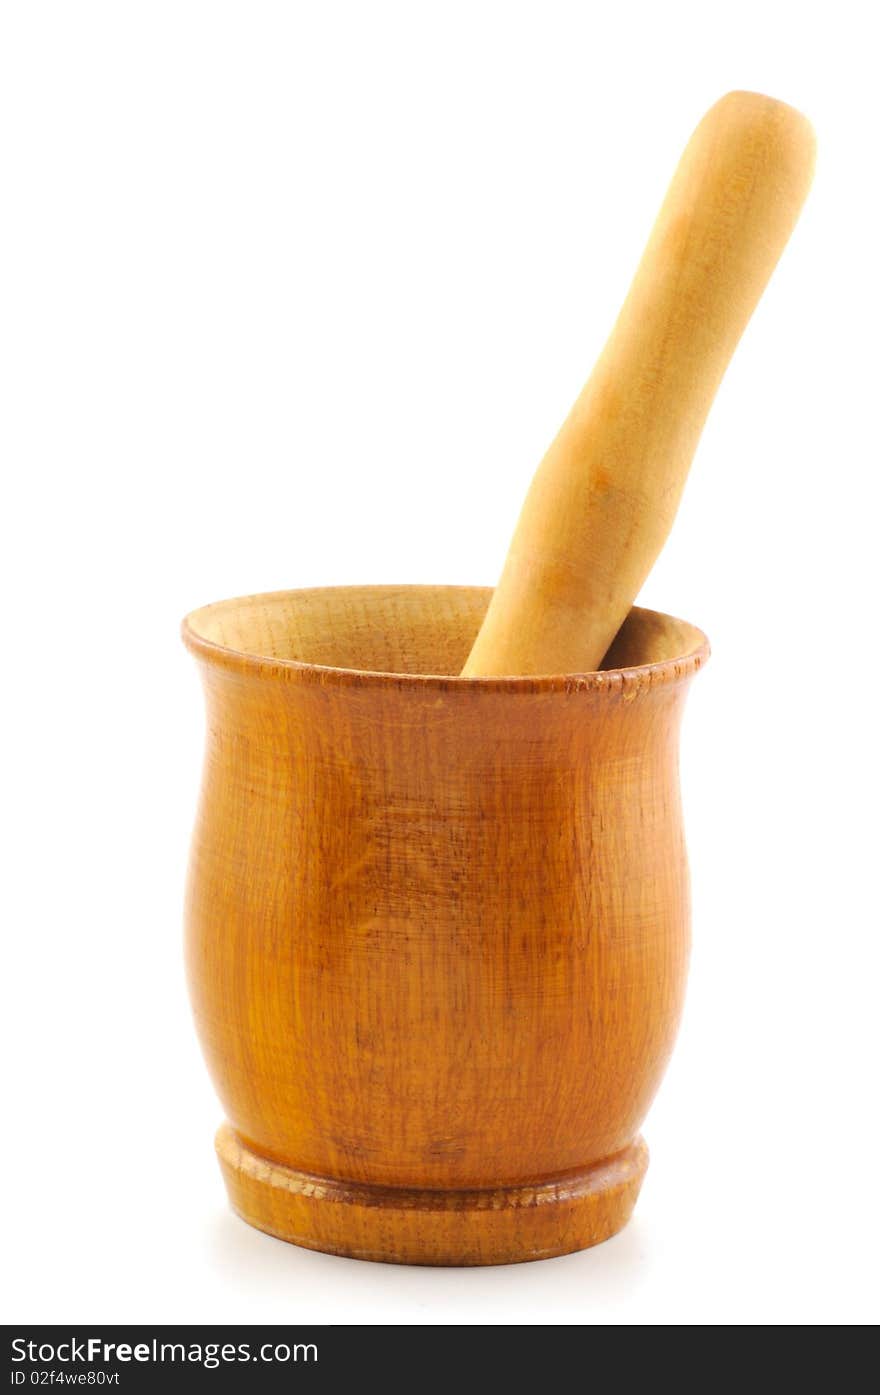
[215,1125,649,1267]
[183,585,708,1265]
[462,91,815,677]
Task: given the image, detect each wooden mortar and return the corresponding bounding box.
[183,585,708,1265]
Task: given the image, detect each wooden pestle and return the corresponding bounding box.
[462,91,815,677]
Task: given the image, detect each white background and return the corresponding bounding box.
[3,1,878,1326]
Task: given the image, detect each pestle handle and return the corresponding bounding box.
[462,91,815,677]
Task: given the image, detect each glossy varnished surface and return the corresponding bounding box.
[215,1125,649,1267]
[183,586,708,1263]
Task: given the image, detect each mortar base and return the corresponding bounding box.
[215,1124,648,1267]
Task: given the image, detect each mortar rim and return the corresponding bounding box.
[181,584,710,693]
